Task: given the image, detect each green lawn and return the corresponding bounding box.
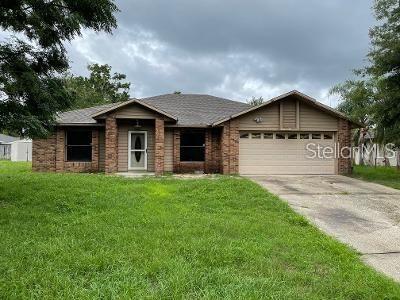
[352,165,400,190]
[0,161,399,299]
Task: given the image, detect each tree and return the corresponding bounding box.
[65,64,130,109]
[0,1,118,137]
[330,80,376,165]
[246,96,264,106]
[331,0,400,168]
[365,0,400,148]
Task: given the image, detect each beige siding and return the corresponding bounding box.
[164,128,173,172]
[113,104,159,119]
[282,99,297,129]
[118,123,155,172]
[98,130,105,171]
[237,98,338,131]
[299,103,338,131]
[238,102,280,130]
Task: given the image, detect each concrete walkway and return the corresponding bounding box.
[249,175,400,282]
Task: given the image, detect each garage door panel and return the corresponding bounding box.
[239,132,335,175]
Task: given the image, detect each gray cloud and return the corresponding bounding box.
[65,0,374,106]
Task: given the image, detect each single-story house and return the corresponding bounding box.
[32,90,358,175]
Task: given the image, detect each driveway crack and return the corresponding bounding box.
[362,251,400,255]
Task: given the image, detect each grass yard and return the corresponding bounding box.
[351,165,400,190]
[0,161,399,299]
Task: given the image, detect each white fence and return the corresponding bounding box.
[0,144,11,160]
[353,144,399,167]
[11,140,32,162]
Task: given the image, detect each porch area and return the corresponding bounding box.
[104,117,225,175]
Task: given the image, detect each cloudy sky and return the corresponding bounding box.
[66,0,374,107]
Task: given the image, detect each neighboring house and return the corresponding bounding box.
[32,90,358,175]
[0,134,20,160]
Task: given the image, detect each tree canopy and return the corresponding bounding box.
[331,0,400,147]
[65,64,130,109]
[0,0,119,137]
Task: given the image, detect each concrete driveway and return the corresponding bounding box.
[249,175,400,282]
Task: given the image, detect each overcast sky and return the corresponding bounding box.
[68,1,373,106]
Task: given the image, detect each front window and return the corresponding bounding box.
[66,130,92,162]
[180,130,205,162]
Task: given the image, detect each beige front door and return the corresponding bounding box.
[239,132,336,175]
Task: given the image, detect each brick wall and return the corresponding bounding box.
[221,120,239,174]
[338,118,352,174]
[32,133,56,172]
[105,117,118,173]
[154,118,165,175]
[32,127,100,173]
[205,128,221,173]
[55,128,65,172]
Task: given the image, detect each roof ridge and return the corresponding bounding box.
[141,93,250,106]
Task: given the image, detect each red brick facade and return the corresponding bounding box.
[32,128,100,173]
[154,118,165,175]
[105,117,118,174]
[221,120,239,174]
[32,118,353,175]
[337,118,352,174]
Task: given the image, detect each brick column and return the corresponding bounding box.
[205,129,212,173]
[91,129,99,172]
[221,120,239,174]
[173,129,180,173]
[55,128,65,172]
[105,117,118,173]
[221,122,230,174]
[154,118,165,175]
[229,119,239,174]
[338,118,352,174]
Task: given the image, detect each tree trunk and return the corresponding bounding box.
[383,147,390,167]
[358,128,365,166]
[397,150,400,171]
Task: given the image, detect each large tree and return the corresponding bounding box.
[331,0,400,148]
[0,0,118,137]
[65,63,130,109]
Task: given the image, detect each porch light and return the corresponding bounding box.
[134,120,141,128]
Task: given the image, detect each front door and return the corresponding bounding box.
[128,131,147,170]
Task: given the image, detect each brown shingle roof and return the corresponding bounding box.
[140,94,249,126]
[56,94,250,126]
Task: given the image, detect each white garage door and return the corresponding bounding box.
[239,132,336,175]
